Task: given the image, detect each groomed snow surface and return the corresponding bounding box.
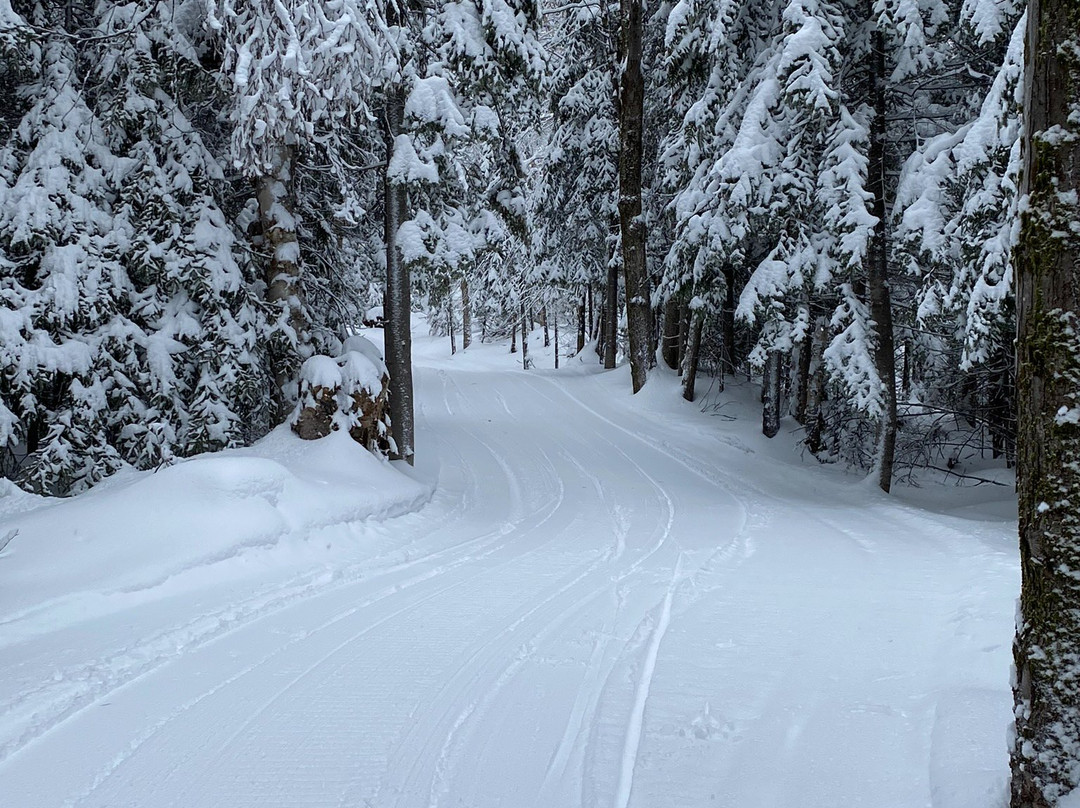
[0,326,1017,808]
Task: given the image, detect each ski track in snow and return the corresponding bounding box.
[0,345,1018,808]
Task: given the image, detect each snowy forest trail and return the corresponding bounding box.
[0,340,1017,808]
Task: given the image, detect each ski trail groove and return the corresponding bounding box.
[614,554,683,808]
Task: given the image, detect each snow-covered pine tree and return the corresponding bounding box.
[894,7,1024,465]
[206,0,381,422]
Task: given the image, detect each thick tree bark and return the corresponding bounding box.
[510,322,517,354]
[383,86,413,464]
[257,145,307,424]
[617,0,650,393]
[762,350,782,438]
[682,308,704,402]
[460,278,472,350]
[867,16,897,494]
[603,263,618,369]
[1011,2,1080,805]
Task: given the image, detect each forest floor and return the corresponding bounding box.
[0,325,1018,808]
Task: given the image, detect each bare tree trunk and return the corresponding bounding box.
[793,323,812,423]
[461,278,472,350]
[587,282,594,339]
[448,294,456,356]
[682,308,704,402]
[762,350,782,438]
[1011,2,1080,805]
[603,263,618,369]
[722,266,737,377]
[868,12,896,494]
[677,303,689,377]
[577,294,586,353]
[257,145,307,424]
[554,308,560,369]
[542,307,550,347]
[510,322,517,354]
[617,0,650,393]
[661,297,681,369]
[521,302,529,369]
[805,315,828,453]
[382,88,413,464]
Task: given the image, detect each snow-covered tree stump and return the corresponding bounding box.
[291,337,393,454]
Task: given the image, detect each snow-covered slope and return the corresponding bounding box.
[0,328,1017,808]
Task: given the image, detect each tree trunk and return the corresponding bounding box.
[868,14,896,494]
[461,278,472,350]
[805,315,829,453]
[793,327,812,423]
[677,302,689,377]
[521,302,529,369]
[762,350,782,438]
[603,263,618,369]
[587,281,594,339]
[1011,2,1080,805]
[382,88,413,464]
[542,306,550,347]
[510,322,517,353]
[682,308,704,402]
[722,266,737,377]
[577,295,586,354]
[257,145,307,424]
[448,294,456,356]
[662,297,681,369]
[554,308,560,369]
[617,0,650,393]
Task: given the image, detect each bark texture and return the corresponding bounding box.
[1012,1,1080,804]
[383,87,414,464]
[617,0,650,393]
[257,146,307,424]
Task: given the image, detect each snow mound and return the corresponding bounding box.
[0,426,432,635]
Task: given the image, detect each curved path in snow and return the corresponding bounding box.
[0,348,1017,808]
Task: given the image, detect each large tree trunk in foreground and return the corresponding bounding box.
[617,0,650,393]
[1011,2,1080,805]
[257,145,307,424]
[383,86,414,464]
[867,14,896,494]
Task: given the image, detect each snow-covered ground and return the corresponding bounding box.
[0,326,1018,808]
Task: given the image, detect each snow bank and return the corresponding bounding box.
[0,426,432,633]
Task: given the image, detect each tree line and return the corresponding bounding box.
[1,1,1079,802]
